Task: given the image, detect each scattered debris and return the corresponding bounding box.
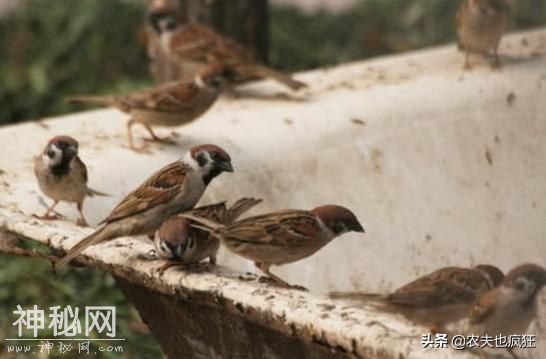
[485,150,493,166]
[506,92,516,106]
[351,118,366,126]
[284,118,293,126]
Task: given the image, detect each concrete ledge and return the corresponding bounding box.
[1,29,545,358]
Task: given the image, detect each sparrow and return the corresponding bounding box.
[53,144,233,270]
[33,136,108,227]
[456,0,510,69]
[182,205,364,289]
[149,197,262,275]
[67,65,230,151]
[147,5,307,91]
[330,264,505,331]
[469,264,546,337]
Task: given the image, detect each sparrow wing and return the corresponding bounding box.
[74,156,88,183]
[170,25,252,66]
[100,161,190,224]
[224,210,320,246]
[186,202,228,223]
[115,82,200,113]
[388,267,488,307]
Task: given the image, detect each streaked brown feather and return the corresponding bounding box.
[100,161,189,224]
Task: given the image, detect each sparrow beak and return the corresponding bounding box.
[353,222,365,233]
[218,161,234,173]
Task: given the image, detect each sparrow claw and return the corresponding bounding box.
[152,261,213,277]
[32,213,63,221]
[143,135,177,146]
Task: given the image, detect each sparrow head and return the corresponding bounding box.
[502,264,546,304]
[474,264,505,289]
[312,205,365,235]
[195,65,237,90]
[189,144,233,184]
[42,136,79,170]
[155,216,196,261]
[469,0,509,17]
[148,7,183,34]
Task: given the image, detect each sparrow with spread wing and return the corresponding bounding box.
[182,205,364,289]
[149,197,262,275]
[67,65,231,151]
[34,136,108,227]
[330,265,505,331]
[147,5,306,91]
[53,144,233,270]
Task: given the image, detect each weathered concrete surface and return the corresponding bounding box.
[1,29,545,358]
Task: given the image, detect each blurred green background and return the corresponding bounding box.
[0,0,545,357]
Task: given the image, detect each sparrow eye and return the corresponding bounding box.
[47,150,55,159]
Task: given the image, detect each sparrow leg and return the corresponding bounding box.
[490,46,501,69]
[208,255,217,265]
[33,200,62,220]
[76,201,89,227]
[463,52,472,70]
[127,118,147,152]
[256,262,308,291]
[142,124,177,145]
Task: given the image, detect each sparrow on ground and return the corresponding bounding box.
[33,136,108,227]
[330,265,505,331]
[53,144,233,270]
[67,65,230,151]
[147,6,307,91]
[182,205,364,289]
[456,0,510,69]
[469,264,546,336]
[149,197,262,275]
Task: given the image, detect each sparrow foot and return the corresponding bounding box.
[76,218,89,227]
[152,261,213,277]
[143,135,177,146]
[32,213,63,221]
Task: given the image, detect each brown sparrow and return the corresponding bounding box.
[469,264,546,336]
[456,0,510,69]
[182,205,364,289]
[149,197,262,275]
[67,65,230,151]
[147,6,307,91]
[53,144,233,270]
[330,265,505,331]
[33,136,108,227]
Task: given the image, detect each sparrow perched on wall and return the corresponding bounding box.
[147,6,307,91]
[149,197,262,275]
[330,265,505,331]
[67,65,230,151]
[469,264,545,336]
[182,205,364,289]
[456,0,510,69]
[33,136,108,227]
[53,144,233,270]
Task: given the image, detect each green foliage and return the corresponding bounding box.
[270,0,546,71]
[0,241,161,358]
[0,0,149,125]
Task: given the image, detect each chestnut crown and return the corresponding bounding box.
[312,205,365,235]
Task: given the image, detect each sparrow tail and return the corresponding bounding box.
[179,213,225,234]
[65,95,114,105]
[54,226,112,270]
[236,64,307,91]
[225,197,262,223]
[87,187,110,197]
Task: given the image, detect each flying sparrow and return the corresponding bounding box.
[182,205,364,289]
[149,197,262,275]
[147,6,307,91]
[33,136,108,227]
[330,265,505,331]
[53,144,233,270]
[456,0,510,69]
[67,65,230,151]
[469,264,546,336]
